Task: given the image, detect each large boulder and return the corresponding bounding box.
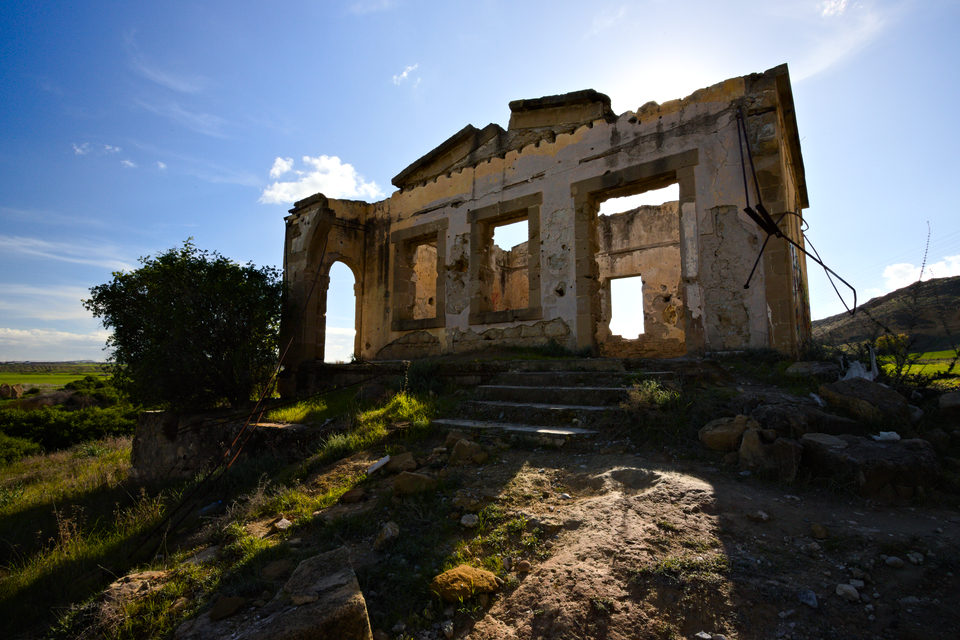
[818,378,910,423]
[429,565,499,602]
[393,471,437,496]
[448,439,486,465]
[940,391,960,415]
[176,547,373,640]
[699,415,758,452]
[385,451,417,473]
[738,430,803,482]
[800,433,940,495]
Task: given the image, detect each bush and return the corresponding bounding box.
[84,240,283,410]
[0,405,138,451]
[64,375,122,406]
[0,432,43,465]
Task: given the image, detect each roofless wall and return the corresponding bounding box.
[279,64,811,394]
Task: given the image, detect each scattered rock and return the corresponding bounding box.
[819,377,910,423]
[810,523,829,540]
[746,510,771,523]
[449,439,485,466]
[187,546,219,564]
[209,595,248,621]
[340,488,366,504]
[939,390,960,414]
[516,560,531,573]
[460,514,479,528]
[260,559,296,582]
[393,471,437,496]
[441,620,454,638]
[836,584,860,602]
[798,589,818,609]
[429,565,499,602]
[800,433,940,495]
[272,518,293,533]
[445,430,470,449]
[699,415,758,452]
[885,556,905,568]
[373,521,400,551]
[385,451,418,473]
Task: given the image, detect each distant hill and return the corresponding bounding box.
[812,275,960,351]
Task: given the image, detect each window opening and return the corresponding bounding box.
[598,184,679,215]
[324,261,356,363]
[609,275,644,338]
[487,218,529,311]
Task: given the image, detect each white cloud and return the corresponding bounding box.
[157,161,167,170]
[135,100,229,138]
[818,0,848,17]
[881,255,960,291]
[349,0,396,15]
[0,327,111,362]
[0,236,136,271]
[585,6,627,38]
[269,157,295,178]
[121,159,137,168]
[259,155,384,204]
[323,327,356,363]
[393,64,419,85]
[73,143,91,155]
[104,145,121,153]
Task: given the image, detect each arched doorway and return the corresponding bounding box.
[322,261,358,363]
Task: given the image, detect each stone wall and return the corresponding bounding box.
[280,64,812,390]
[130,411,317,483]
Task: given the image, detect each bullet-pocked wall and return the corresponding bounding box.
[280,64,811,394]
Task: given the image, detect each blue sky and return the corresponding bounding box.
[2,0,958,362]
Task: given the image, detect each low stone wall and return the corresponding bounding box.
[130,411,317,483]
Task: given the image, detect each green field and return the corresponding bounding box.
[0,364,108,388]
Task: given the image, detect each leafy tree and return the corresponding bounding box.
[84,241,283,410]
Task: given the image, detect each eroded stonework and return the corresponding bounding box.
[280,64,812,394]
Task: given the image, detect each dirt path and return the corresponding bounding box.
[447,444,960,640]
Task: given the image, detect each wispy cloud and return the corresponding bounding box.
[121,159,137,168]
[818,0,848,17]
[585,6,627,38]
[349,0,396,15]
[393,64,419,85]
[259,155,384,204]
[125,31,207,93]
[73,143,124,156]
[134,99,230,138]
[0,236,136,272]
[157,161,167,170]
[0,285,99,321]
[794,1,889,80]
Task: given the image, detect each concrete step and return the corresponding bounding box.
[432,418,596,444]
[474,384,629,406]
[494,370,676,387]
[458,399,624,426]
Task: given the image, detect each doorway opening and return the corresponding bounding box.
[609,275,644,338]
[323,261,356,363]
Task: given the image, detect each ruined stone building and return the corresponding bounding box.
[280,64,812,389]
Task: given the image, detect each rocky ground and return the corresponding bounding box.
[89,359,960,640]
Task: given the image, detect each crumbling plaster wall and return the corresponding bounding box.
[280,64,810,377]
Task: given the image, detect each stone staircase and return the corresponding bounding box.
[433,359,676,444]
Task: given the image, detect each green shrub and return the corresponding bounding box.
[0,405,138,451]
[0,433,43,465]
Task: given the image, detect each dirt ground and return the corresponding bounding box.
[326,434,960,640]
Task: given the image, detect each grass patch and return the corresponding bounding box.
[262,389,354,425]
